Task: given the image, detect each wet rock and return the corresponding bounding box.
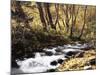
[65,51,79,56]
[58,59,64,64]
[89,58,96,65]
[64,55,70,58]
[50,61,58,66]
[55,48,62,52]
[45,51,53,56]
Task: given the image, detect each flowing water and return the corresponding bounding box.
[11,43,92,74]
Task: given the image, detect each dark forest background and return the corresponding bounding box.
[11,1,96,60]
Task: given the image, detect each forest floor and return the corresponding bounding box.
[57,49,96,71]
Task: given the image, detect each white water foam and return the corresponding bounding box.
[14,43,89,73]
[16,54,65,73]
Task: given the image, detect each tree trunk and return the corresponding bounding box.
[70,5,75,38]
[78,6,87,39]
[36,2,47,31]
[54,4,59,26]
[44,3,56,30]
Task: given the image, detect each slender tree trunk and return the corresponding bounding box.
[70,5,75,38]
[44,3,56,29]
[73,6,80,26]
[36,2,47,31]
[78,6,87,39]
[65,5,69,32]
[54,4,59,26]
[61,5,70,32]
